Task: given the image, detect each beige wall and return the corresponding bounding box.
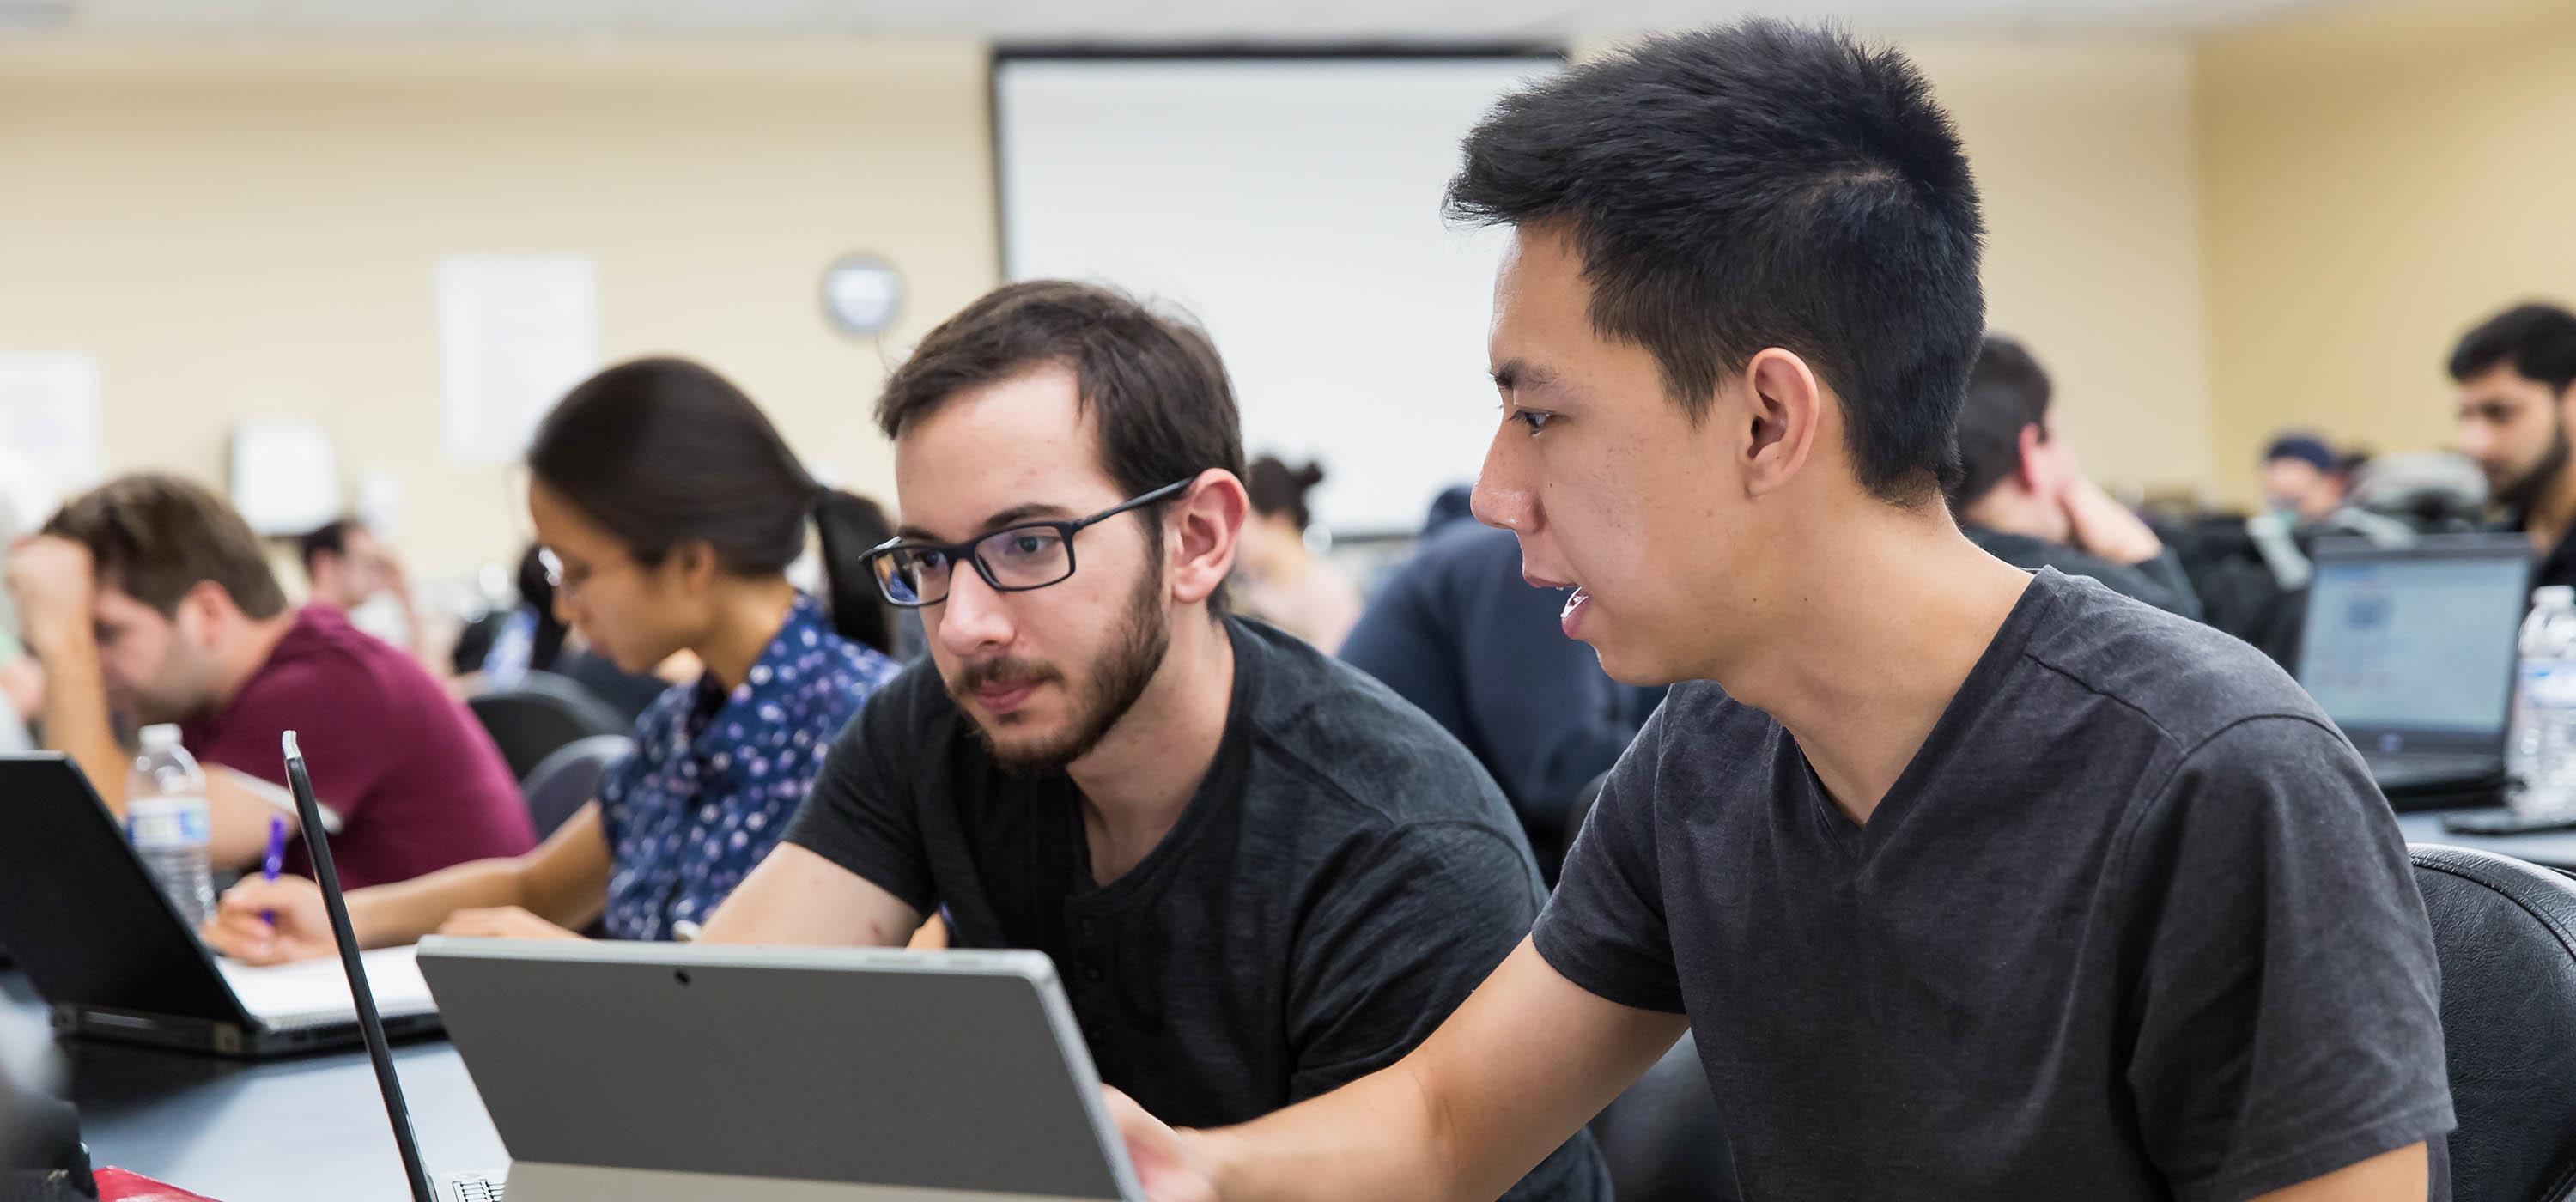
[1905,36,2214,499]
[2198,0,2576,505]
[0,39,998,580]
[0,31,2218,588]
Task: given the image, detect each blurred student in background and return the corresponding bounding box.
[1341,493,1662,879]
[474,542,686,724]
[1233,456,1363,653]
[297,518,426,659]
[2452,301,2576,589]
[1947,336,2201,618]
[9,475,533,888]
[207,357,902,958]
[2258,434,2349,525]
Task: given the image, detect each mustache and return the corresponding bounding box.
[948,656,1065,695]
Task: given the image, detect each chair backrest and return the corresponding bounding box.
[520,734,634,841]
[465,671,629,784]
[2411,844,2576,1202]
[1588,1033,1740,1202]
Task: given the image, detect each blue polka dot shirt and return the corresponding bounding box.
[597,594,902,940]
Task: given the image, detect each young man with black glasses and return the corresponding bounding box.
[701,279,1609,1200]
[1109,22,2449,1202]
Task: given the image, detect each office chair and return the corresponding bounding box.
[465,671,629,784]
[519,734,634,841]
[2411,844,2576,1202]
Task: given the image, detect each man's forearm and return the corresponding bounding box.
[1188,1061,1468,1202]
[29,628,126,814]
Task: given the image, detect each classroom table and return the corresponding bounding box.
[2398,808,2576,873]
[2,974,506,1201]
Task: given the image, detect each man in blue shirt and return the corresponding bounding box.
[1340,500,1661,874]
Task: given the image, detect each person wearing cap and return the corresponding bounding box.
[1947,336,2202,618]
[2261,433,2350,525]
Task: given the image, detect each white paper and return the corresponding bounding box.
[0,351,102,497]
[436,253,598,465]
[229,419,339,536]
[216,944,436,1026]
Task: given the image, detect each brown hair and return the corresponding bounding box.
[43,474,289,620]
[1245,456,1327,531]
[876,281,1248,506]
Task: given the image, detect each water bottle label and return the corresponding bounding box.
[2524,663,2576,708]
[128,797,210,847]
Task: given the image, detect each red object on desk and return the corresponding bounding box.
[94,1167,225,1201]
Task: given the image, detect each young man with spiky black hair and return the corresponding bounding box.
[1111,22,2451,1202]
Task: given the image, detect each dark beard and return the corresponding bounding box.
[2498,424,2573,513]
[949,558,1171,778]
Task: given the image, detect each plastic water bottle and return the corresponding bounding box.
[2510,586,2576,816]
[127,724,214,927]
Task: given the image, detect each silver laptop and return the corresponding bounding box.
[411,938,1145,1202]
[2294,535,2533,792]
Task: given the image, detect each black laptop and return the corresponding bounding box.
[2293,536,2532,797]
[0,753,439,1057]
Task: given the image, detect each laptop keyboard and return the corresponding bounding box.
[447,1175,501,1202]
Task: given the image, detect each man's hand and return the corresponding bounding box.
[6,537,96,647]
[437,906,582,942]
[1105,1088,1220,1202]
[2061,477,2164,566]
[204,876,337,965]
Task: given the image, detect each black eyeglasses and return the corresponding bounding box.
[861,479,1191,608]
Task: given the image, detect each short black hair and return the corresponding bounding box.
[877,280,1248,515]
[297,519,354,574]
[1447,21,1986,505]
[1947,336,2050,513]
[2449,302,2576,394]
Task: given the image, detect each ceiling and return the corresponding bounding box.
[0,0,2359,39]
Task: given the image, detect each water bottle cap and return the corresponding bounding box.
[2541,586,2576,610]
[137,724,183,751]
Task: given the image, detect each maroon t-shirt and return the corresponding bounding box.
[180,606,535,889]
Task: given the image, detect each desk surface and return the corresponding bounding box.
[3,974,506,1201]
[3,809,2562,1199]
[2397,809,2576,871]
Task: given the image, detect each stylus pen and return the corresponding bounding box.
[260,814,287,927]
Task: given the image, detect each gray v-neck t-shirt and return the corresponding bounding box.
[1535,568,2453,1201]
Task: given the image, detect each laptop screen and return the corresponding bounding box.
[2297,549,2530,738]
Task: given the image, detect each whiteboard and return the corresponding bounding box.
[996,55,1563,535]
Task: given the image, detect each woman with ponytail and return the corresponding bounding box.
[1235,455,1364,653]
[204,357,903,958]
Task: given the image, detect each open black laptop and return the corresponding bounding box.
[2293,536,2533,797]
[0,752,439,1057]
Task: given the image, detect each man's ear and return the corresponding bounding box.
[1738,348,1825,498]
[2014,422,2054,496]
[179,580,236,646]
[1166,469,1250,608]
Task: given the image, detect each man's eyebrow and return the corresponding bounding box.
[894,502,1080,543]
[1492,359,1560,394]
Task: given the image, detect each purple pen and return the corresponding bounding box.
[260,813,288,926]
